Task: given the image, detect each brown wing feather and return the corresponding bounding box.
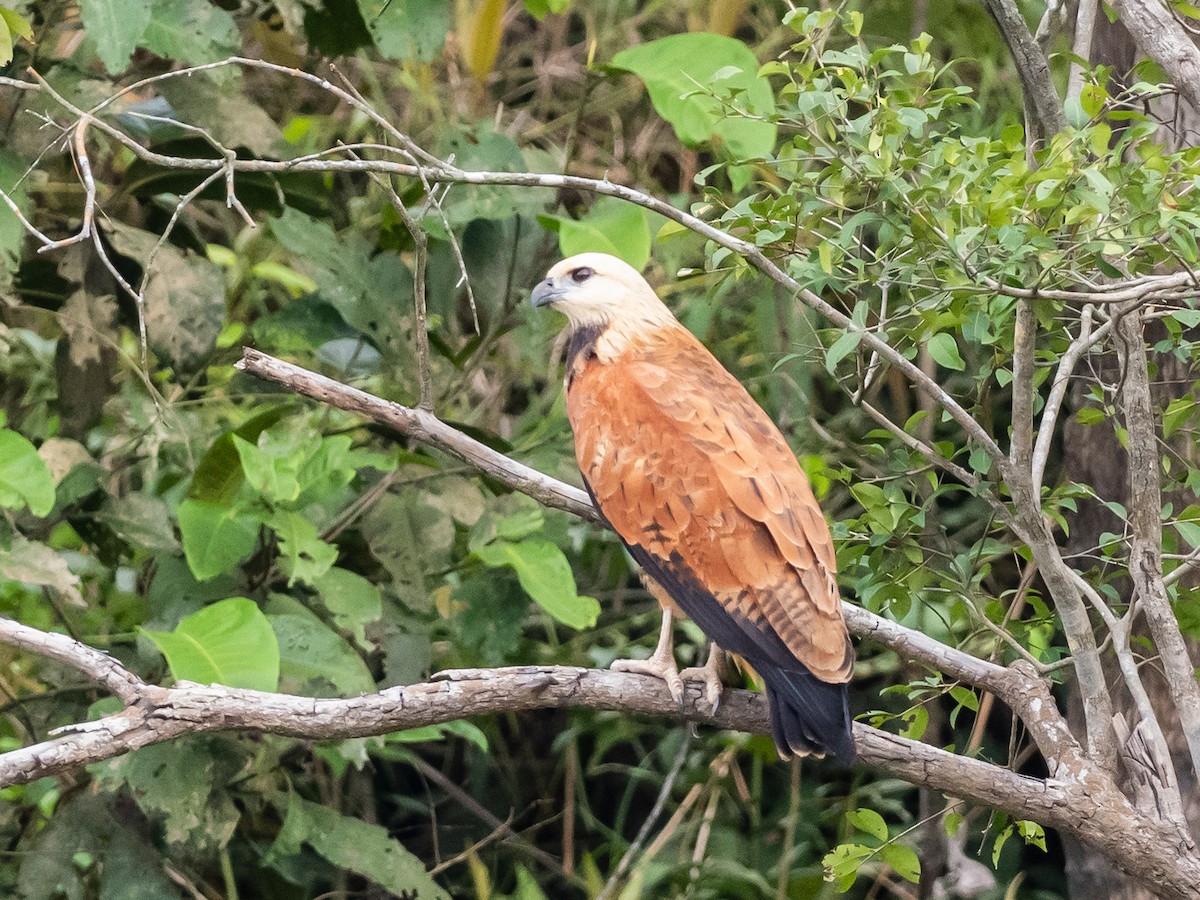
[567,325,853,684]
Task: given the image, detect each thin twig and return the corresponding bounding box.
[596,731,692,900]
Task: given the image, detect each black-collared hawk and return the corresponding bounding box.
[531,252,855,764]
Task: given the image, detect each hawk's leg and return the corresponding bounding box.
[610,606,685,706]
[680,643,725,715]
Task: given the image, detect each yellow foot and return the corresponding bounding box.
[680,644,725,715]
[611,652,685,706]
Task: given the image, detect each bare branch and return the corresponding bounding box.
[1067,0,1101,106]
[0,618,145,704]
[1116,310,1200,781]
[0,648,1193,895]
[980,0,1067,141]
[1010,298,1037,476]
[1033,305,1103,496]
[235,348,597,522]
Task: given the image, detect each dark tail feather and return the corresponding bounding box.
[763,667,855,766]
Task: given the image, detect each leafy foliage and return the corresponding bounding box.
[1,0,1192,898]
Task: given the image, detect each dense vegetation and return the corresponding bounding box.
[4,1,1200,898]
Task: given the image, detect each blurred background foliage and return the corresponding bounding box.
[1,0,1185,897]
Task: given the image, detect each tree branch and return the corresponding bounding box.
[0,647,1195,896]
[0,617,145,704]
[980,0,1067,141]
[1116,310,1200,782]
[1107,0,1200,116]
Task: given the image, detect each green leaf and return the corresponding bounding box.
[540,198,654,269]
[389,719,489,751]
[927,332,966,371]
[825,331,862,374]
[1168,309,1200,328]
[992,823,1013,867]
[822,842,873,891]
[949,685,979,711]
[474,539,600,629]
[610,33,776,161]
[523,0,570,18]
[100,493,180,552]
[91,739,239,850]
[0,15,11,69]
[188,406,291,504]
[232,433,303,504]
[270,796,450,899]
[1163,397,1196,439]
[267,602,375,696]
[268,510,339,587]
[357,0,449,62]
[142,0,239,66]
[0,430,55,516]
[177,499,261,581]
[1016,819,1047,852]
[0,536,84,607]
[846,808,888,841]
[0,9,32,65]
[314,567,383,648]
[141,597,280,691]
[880,842,920,883]
[79,0,152,72]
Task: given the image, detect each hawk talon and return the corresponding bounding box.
[611,655,686,707]
[680,644,725,716]
[610,607,686,708]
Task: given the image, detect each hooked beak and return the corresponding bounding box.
[530,278,566,309]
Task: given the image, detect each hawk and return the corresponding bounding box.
[532,252,855,763]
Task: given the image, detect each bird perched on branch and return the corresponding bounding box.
[531,252,855,764]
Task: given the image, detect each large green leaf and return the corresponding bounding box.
[539,198,654,269]
[356,0,448,62]
[270,795,450,899]
[0,429,55,516]
[610,33,776,161]
[177,498,261,581]
[314,567,383,648]
[268,510,339,587]
[141,0,239,66]
[142,597,280,691]
[474,539,600,629]
[266,597,375,696]
[91,738,240,850]
[79,0,151,72]
[188,407,291,504]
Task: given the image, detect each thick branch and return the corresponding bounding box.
[0,617,145,704]
[1117,310,1200,780]
[1107,0,1200,116]
[980,0,1067,140]
[0,661,1193,896]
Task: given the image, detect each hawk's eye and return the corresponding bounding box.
[571,267,593,284]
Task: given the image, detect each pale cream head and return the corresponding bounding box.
[530,252,677,331]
